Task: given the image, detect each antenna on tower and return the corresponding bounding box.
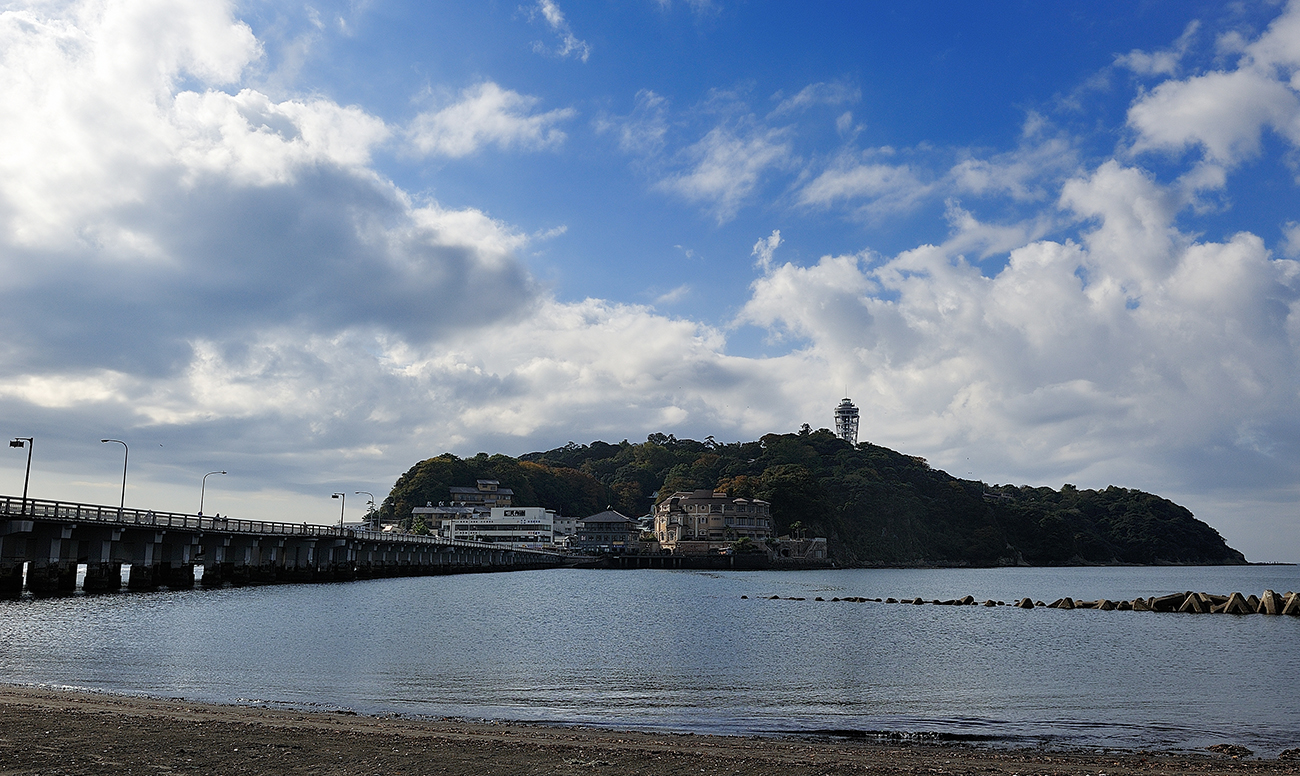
[834,396,860,445]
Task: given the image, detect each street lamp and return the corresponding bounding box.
[355,491,375,530]
[100,439,128,515]
[9,437,33,515]
[200,470,226,515]
[331,492,345,529]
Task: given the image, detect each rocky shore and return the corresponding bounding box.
[2,684,1298,775]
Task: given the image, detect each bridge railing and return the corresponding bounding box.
[0,495,559,557]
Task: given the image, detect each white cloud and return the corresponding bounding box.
[799,119,1079,221]
[407,82,575,158]
[948,131,1078,202]
[1127,2,1300,166]
[797,157,931,216]
[0,0,538,482]
[751,229,781,270]
[658,123,793,223]
[527,0,591,63]
[1115,20,1200,76]
[596,89,669,156]
[1283,221,1300,258]
[2,0,1299,566]
[769,81,860,118]
[654,284,691,305]
[739,161,1300,540]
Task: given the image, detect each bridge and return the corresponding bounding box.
[0,494,564,598]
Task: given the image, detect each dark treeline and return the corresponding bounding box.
[382,429,1246,566]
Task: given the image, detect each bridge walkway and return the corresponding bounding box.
[0,495,562,598]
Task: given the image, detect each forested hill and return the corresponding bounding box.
[382,430,1247,566]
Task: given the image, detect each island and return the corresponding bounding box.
[380,428,1246,567]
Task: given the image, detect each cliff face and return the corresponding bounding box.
[384,430,1247,566]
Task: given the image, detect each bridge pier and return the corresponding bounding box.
[27,523,77,595]
[200,562,231,588]
[79,526,122,592]
[0,519,31,599]
[83,562,122,593]
[162,563,195,588]
[0,562,21,598]
[279,538,317,582]
[27,560,77,595]
[119,531,167,591]
[127,563,159,590]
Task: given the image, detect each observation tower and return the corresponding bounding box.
[834,397,860,445]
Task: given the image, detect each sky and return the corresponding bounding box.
[2,0,1299,561]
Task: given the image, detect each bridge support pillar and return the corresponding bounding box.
[0,521,29,599]
[200,538,230,588]
[83,562,122,593]
[0,562,22,599]
[200,562,230,588]
[127,563,159,590]
[27,560,76,595]
[161,563,195,589]
[126,532,166,591]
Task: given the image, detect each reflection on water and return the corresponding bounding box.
[1,566,1297,755]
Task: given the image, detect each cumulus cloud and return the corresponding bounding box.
[1283,221,1300,258]
[3,0,1300,564]
[0,0,538,486]
[1127,1,1300,166]
[658,123,794,223]
[407,82,575,158]
[740,161,1300,515]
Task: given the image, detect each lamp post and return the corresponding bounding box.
[355,491,375,530]
[9,437,33,515]
[331,492,345,530]
[200,470,226,515]
[100,439,128,515]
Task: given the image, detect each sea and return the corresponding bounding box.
[1,565,1298,756]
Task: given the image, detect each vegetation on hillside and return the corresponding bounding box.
[381,429,1246,566]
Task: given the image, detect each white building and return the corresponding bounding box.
[443,506,556,548]
[552,514,579,539]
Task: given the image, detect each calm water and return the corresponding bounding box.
[2,566,1298,755]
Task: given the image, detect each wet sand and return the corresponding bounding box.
[0,684,1295,775]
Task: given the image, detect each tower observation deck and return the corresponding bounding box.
[834,398,860,445]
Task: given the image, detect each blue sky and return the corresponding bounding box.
[1,0,1299,561]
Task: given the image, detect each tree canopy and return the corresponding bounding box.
[381,430,1247,566]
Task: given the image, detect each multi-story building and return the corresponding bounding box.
[447,479,514,509]
[442,506,555,547]
[409,502,477,531]
[551,514,579,540]
[654,489,772,554]
[573,510,640,553]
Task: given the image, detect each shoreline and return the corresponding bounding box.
[2,684,1296,775]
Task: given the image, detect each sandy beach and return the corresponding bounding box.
[0,684,1295,776]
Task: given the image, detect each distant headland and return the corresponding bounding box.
[381,426,1247,567]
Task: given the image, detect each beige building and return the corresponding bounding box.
[654,489,772,554]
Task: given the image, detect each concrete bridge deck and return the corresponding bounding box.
[0,494,562,597]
